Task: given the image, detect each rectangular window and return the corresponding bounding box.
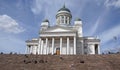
[65,20,67,24]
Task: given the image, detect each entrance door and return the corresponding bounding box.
[95,44,98,54]
[56,48,60,55]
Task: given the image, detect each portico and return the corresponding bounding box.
[26,36,77,55]
[38,34,76,55]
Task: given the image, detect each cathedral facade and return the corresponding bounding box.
[26,5,100,55]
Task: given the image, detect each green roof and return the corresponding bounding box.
[58,5,71,12]
[43,19,49,22]
[75,18,81,21]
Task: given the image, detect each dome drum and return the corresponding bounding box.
[56,13,72,19]
[58,4,71,13]
[56,5,72,25]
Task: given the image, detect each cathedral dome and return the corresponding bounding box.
[58,5,71,13]
[56,5,72,25]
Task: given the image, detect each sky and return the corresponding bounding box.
[0,0,120,54]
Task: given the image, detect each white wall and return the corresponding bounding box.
[87,44,95,54]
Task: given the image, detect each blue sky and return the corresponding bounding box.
[0,0,120,54]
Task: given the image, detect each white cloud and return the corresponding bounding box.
[31,0,43,15]
[31,0,59,15]
[105,0,120,8]
[99,24,120,44]
[31,0,68,25]
[31,0,88,26]
[0,14,25,34]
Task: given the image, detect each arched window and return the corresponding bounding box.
[61,16,64,23]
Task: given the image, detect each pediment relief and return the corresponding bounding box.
[44,27,73,32]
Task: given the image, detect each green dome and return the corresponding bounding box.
[75,18,81,21]
[43,19,49,22]
[58,5,71,12]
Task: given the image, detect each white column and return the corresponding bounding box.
[52,38,55,55]
[47,41,50,54]
[93,44,95,54]
[60,37,62,55]
[38,38,41,54]
[67,37,70,55]
[81,40,84,55]
[41,40,43,54]
[26,46,28,54]
[60,16,62,24]
[98,45,100,54]
[45,38,48,55]
[67,17,69,24]
[68,17,69,24]
[58,17,60,24]
[74,36,76,55]
[64,16,65,24]
[42,40,45,55]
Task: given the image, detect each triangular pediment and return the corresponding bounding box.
[44,26,73,32]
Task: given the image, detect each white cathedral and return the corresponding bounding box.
[26,5,100,55]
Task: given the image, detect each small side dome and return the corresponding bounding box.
[74,18,82,26]
[41,19,49,26]
[43,19,49,23]
[58,4,71,13]
[75,18,82,21]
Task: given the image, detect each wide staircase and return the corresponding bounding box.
[0,54,120,70]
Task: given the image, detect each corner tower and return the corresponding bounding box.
[74,18,83,37]
[56,5,72,25]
